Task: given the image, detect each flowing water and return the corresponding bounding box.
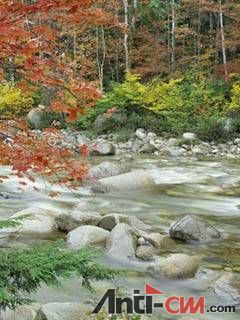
[1,156,240,319]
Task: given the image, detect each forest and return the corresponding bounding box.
[0,1,240,320]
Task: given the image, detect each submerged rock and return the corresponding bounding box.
[67,225,109,249]
[106,223,137,260]
[152,254,199,279]
[213,273,240,307]
[91,170,156,193]
[169,215,222,242]
[87,162,128,181]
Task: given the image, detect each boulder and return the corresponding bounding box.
[135,128,146,140]
[36,303,90,320]
[91,170,156,193]
[67,225,109,249]
[55,211,101,233]
[87,162,128,181]
[213,273,240,307]
[76,134,88,146]
[169,215,222,242]
[183,132,197,141]
[27,106,47,129]
[106,223,137,260]
[168,138,178,146]
[139,143,156,154]
[153,254,199,279]
[136,245,156,261]
[127,216,152,232]
[142,233,175,249]
[147,132,157,140]
[1,304,41,320]
[90,142,116,156]
[162,147,185,157]
[98,214,129,231]
[0,207,58,238]
[98,214,151,232]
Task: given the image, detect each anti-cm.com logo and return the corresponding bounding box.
[92,284,236,315]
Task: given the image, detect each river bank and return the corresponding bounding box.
[43,128,240,160]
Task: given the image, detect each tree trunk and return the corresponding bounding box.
[96,26,106,94]
[122,0,130,70]
[171,0,176,69]
[131,0,138,29]
[219,0,228,81]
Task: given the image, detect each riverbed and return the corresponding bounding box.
[1,155,240,319]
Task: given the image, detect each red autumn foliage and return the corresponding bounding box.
[0,1,112,190]
[0,121,88,190]
[0,0,107,120]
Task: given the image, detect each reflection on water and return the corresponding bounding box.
[0,156,240,319]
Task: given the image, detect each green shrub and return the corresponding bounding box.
[75,72,231,141]
[75,72,146,130]
[0,82,33,116]
[0,241,120,310]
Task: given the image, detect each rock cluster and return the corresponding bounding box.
[39,127,240,159]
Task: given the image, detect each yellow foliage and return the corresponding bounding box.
[229,82,240,111]
[144,78,183,112]
[0,82,33,117]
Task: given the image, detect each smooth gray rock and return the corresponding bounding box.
[90,142,116,156]
[106,223,137,260]
[142,233,175,249]
[87,162,128,181]
[162,147,185,157]
[183,132,197,140]
[127,216,152,231]
[139,143,156,154]
[153,254,199,279]
[1,304,41,320]
[27,106,47,129]
[67,225,109,249]
[213,273,240,307]
[36,303,90,320]
[55,211,101,232]
[0,207,58,238]
[135,128,146,140]
[91,170,156,193]
[169,215,222,242]
[98,214,151,232]
[98,214,129,231]
[136,245,156,261]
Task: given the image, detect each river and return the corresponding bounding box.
[0,156,240,319]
